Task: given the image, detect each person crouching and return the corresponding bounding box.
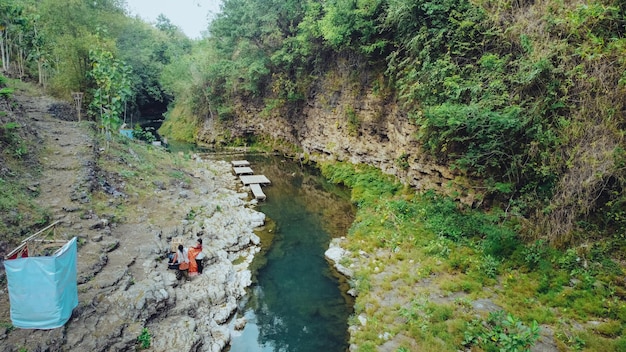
[170,244,189,279]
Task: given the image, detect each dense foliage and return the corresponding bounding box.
[2,0,623,248]
[322,161,626,351]
[158,2,626,345]
[0,0,191,133]
[2,0,626,350]
[158,0,626,248]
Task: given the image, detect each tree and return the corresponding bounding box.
[0,0,26,73]
[155,14,178,34]
[88,47,133,145]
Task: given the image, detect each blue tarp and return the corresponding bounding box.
[119,129,133,139]
[4,237,78,329]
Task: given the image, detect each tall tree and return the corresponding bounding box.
[88,46,133,144]
[0,0,26,73]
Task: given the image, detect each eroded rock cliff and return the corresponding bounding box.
[197,72,479,204]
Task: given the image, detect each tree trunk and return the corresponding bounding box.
[18,50,23,77]
[17,32,24,78]
[38,60,43,85]
[4,30,11,73]
[0,29,6,72]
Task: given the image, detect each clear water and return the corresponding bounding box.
[228,155,355,352]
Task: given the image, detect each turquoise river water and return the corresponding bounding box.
[228,155,355,352]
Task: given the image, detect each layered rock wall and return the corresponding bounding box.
[198,75,477,202]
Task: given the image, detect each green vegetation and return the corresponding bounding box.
[137,327,151,349]
[185,207,199,221]
[132,123,156,143]
[1,121,27,158]
[0,87,14,98]
[88,46,133,140]
[4,0,620,250]
[0,0,190,137]
[0,74,49,237]
[94,138,198,222]
[153,0,626,249]
[0,321,15,333]
[2,0,626,350]
[322,161,626,350]
[464,311,540,352]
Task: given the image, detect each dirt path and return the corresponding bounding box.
[18,95,110,276]
[0,94,121,348]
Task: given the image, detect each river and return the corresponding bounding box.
[227,154,355,352]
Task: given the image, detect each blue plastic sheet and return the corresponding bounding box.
[119,129,133,139]
[4,237,78,329]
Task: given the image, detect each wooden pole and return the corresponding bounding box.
[71,92,83,122]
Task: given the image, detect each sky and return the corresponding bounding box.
[125,0,223,39]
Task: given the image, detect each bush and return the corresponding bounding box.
[417,191,521,258]
[482,223,520,259]
[522,240,549,270]
[464,311,540,352]
[420,103,528,176]
[137,328,151,349]
[132,124,156,143]
[479,255,500,279]
[0,87,14,99]
[425,236,452,258]
[321,162,401,206]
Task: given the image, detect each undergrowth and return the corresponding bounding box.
[0,75,49,243]
[94,133,198,225]
[322,161,626,351]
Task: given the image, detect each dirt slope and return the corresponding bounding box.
[0,91,255,351]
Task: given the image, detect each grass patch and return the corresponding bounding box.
[322,161,626,350]
[88,131,207,228]
[0,106,49,243]
[158,103,198,143]
[6,77,41,96]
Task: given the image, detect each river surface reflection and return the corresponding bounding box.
[228,155,355,352]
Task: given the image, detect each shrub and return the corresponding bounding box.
[557,248,583,272]
[425,237,452,258]
[478,254,500,279]
[0,87,13,99]
[137,327,151,349]
[132,124,156,143]
[523,240,549,270]
[463,311,540,352]
[482,223,520,259]
[417,191,521,258]
[420,103,528,176]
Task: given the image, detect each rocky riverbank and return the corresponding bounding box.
[137,168,266,352]
[0,93,266,352]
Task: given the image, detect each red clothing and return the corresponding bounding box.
[188,244,202,275]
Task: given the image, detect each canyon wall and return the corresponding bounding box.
[197,73,479,205]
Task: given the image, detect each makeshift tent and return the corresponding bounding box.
[4,237,78,329]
